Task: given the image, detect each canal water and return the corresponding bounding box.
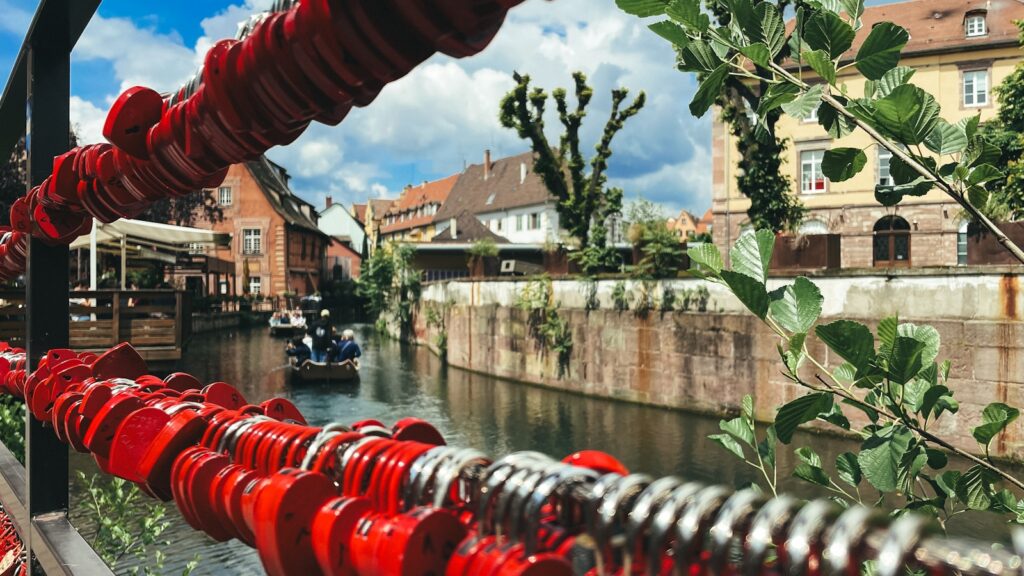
[71,324,1015,574]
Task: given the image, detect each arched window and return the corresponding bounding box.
[798,219,829,235]
[873,216,911,267]
[958,221,969,265]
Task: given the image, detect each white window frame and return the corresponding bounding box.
[800,149,827,194]
[218,186,233,206]
[958,221,969,265]
[966,14,987,37]
[878,148,893,186]
[242,228,262,255]
[963,69,989,108]
[249,276,262,295]
[530,213,541,230]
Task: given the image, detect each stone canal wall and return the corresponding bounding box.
[410,270,1024,459]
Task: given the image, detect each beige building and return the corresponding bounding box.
[712,0,1024,268]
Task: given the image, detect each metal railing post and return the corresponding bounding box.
[25,0,71,563]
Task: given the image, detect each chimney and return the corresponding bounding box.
[325,196,333,208]
[484,149,492,181]
[520,162,527,185]
[450,218,458,240]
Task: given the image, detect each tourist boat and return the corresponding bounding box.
[269,316,306,336]
[290,359,360,383]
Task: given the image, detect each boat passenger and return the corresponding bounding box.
[285,338,311,364]
[307,309,335,363]
[335,329,362,364]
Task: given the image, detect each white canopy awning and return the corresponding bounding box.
[69,219,231,251]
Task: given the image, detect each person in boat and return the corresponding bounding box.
[331,329,362,365]
[285,337,311,364]
[279,308,291,324]
[307,309,335,363]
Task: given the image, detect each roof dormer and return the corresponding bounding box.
[965,10,987,37]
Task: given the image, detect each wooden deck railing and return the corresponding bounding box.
[0,290,188,361]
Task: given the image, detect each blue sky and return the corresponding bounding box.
[0,0,898,217]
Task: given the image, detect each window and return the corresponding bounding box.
[249,276,262,295]
[530,213,541,230]
[218,186,232,206]
[187,242,206,254]
[958,221,969,265]
[242,228,262,255]
[873,216,911,267]
[798,219,829,235]
[495,218,503,232]
[878,149,893,186]
[804,104,819,123]
[301,236,307,259]
[516,214,524,231]
[800,150,826,193]
[966,14,986,37]
[963,70,989,107]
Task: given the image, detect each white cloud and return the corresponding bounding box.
[69,96,106,145]
[74,15,196,94]
[296,139,342,178]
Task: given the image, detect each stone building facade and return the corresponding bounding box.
[712,0,1024,268]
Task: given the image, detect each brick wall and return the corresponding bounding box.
[411,277,1024,459]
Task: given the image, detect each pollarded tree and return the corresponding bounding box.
[499,72,644,265]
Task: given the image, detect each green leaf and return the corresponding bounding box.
[833,362,856,383]
[730,229,775,284]
[822,147,867,182]
[688,243,723,275]
[972,402,1020,447]
[875,179,934,207]
[757,425,777,468]
[935,470,961,496]
[782,84,824,120]
[803,50,837,84]
[968,186,990,210]
[721,414,756,446]
[859,425,913,492]
[815,320,875,370]
[754,2,786,56]
[709,433,746,459]
[740,43,772,68]
[742,394,754,422]
[785,332,807,373]
[796,446,823,467]
[920,385,957,420]
[855,22,909,80]
[818,99,855,138]
[836,452,862,486]
[840,0,865,25]
[872,85,940,146]
[803,11,855,59]
[775,393,832,443]
[724,0,758,39]
[863,66,915,99]
[957,114,982,140]
[925,448,948,470]
[616,0,670,16]
[722,270,770,319]
[955,465,999,511]
[690,64,728,117]
[758,83,800,118]
[665,0,709,31]
[924,120,968,156]
[679,40,721,72]
[887,154,919,186]
[794,462,831,487]
[967,140,1002,168]
[896,323,940,366]
[888,336,926,384]
[769,277,823,334]
[968,164,1005,186]
[648,21,690,47]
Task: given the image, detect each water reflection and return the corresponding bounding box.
[69,324,1012,574]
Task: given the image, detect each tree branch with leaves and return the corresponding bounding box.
[619,0,1024,265]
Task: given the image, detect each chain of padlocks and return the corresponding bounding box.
[0,340,1017,575]
[0,0,529,279]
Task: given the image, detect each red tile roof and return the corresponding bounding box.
[352,204,367,224]
[381,174,459,234]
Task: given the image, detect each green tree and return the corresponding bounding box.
[703,0,807,233]
[499,71,644,271]
[977,21,1024,220]
[137,190,224,227]
[625,199,683,279]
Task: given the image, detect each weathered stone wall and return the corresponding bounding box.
[411,273,1024,459]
